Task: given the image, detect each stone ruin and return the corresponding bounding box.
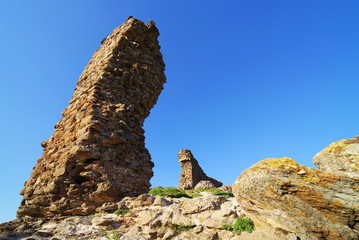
[177,149,222,190]
[17,17,166,217]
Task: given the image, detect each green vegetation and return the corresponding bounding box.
[169,221,196,232]
[221,217,254,234]
[149,187,193,198]
[191,193,203,198]
[101,226,120,240]
[197,188,234,198]
[114,208,129,216]
[149,186,235,198]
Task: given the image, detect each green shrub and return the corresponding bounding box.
[149,187,192,198]
[221,217,254,234]
[114,208,129,216]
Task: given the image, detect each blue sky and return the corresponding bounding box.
[1,1,358,223]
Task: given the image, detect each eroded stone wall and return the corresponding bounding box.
[177,149,223,190]
[17,17,166,217]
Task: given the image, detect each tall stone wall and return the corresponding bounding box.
[17,17,166,217]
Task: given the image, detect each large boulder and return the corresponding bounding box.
[313,135,359,177]
[177,149,222,190]
[232,157,359,240]
[17,17,166,218]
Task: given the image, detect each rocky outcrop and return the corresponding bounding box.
[17,17,166,218]
[2,192,242,240]
[233,157,359,240]
[177,149,222,190]
[313,135,359,177]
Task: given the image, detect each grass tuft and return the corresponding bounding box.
[114,208,129,216]
[169,221,196,232]
[221,217,254,233]
[101,226,120,240]
[149,187,193,198]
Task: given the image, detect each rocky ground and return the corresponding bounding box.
[5,15,359,240]
[0,189,259,240]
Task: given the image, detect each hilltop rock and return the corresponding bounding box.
[313,135,359,177]
[232,157,359,240]
[177,149,222,190]
[17,17,166,218]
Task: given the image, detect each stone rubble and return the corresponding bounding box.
[17,16,166,218]
[1,192,248,240]
[177,149,223,190]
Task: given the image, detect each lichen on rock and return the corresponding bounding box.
[313,135,359,177]
[232,157,359,239]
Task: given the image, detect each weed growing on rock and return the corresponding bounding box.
[191,193,203,198]
[169,221,196,232]
[114,208,129,216]
[101,226,120,240]
[221,217,254,233]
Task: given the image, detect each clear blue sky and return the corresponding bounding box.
[1,1,358,223]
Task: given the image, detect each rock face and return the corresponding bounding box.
[313,135,359,177]
[233,157,359,240]
[17,17,166,218]
[177,149,222,190]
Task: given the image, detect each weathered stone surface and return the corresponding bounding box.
[233,157,359,240]
[218,184,233,193]
[195,180,217,190]
[1,193,241,240]
[177,149,222,190]
[17,16,166,218]
[314,135,359,177]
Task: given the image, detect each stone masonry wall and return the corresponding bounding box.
[178,149,223,190]
[17,17,166,217]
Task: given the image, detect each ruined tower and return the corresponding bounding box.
[17,17,166,217]
[177,149,223,190]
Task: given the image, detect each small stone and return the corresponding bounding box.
[97,202,118,213]
[195,180,217,190]
[163,229,175,240]
[153,196,171,206]
[92,215,118,226]
[193,225,203,233]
